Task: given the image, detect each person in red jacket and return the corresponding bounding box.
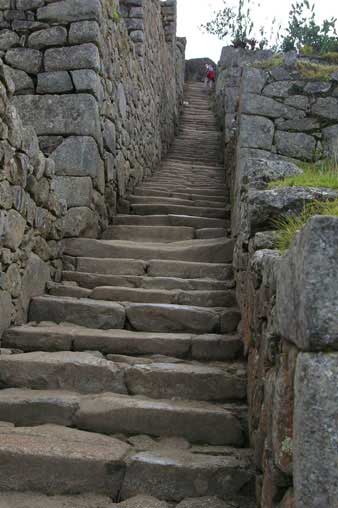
[205,64,216,90]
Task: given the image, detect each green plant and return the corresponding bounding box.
[296,60,338,80]
[274,199,338,252]
[254,55,284,70]
[269,160,338,190]
[282,1,338,54]
[201,0,272,50]
[112,8,120,23]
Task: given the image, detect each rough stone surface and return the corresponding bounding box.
[294,353,338,508]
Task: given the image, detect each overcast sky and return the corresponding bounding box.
[177,0,338,62]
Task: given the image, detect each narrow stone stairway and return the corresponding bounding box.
[0,83,255,508]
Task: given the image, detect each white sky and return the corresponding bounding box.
[177,0,338,62]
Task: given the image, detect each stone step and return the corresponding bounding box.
[30,295,126,329]
[3,325,243,361]
[0,389,245,446]
[62,271,232,291]
[125,303,241,333]
[125,361,247,402]
[196,228,227,239]
[138,186,226,196]
[0,493,116,508]
[29,296,240,333]
[87,286,237,308]
[128,196,225,209]
[102,225,195,243]
[62,237,234,263]
[130,204,226,218]
[0,351,127,394]
[113,214,227,229]
[63,257,234,280]
[120,449,254,502]
[76,393,245,446]
[0,424,129,495]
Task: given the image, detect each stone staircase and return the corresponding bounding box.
[0,83,255,508]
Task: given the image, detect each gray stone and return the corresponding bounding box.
[241,93,304,119]
[4,67,34,94]
[294,353,338,508]
[312,97,338,119]
[112,496,168,508]
[103,119,116,154]
[69,20,101,45]
[275,117,320,132]
[52,176,93,208]
[63,207,99,238]
[239,115,274,150]
[30,295,125,330]
[117,82,127,119]
[0,290,11,338]
[241,67,267,94]
[17,253,50,321]
[176,498,230,508]
[51,136,102,178]
[276,216,338,351]
[322,124,338,159]
[37,0,102,24]
[5,48,42,74]
[37,71,73,94]
[247,187,338,235]
[16,0,44,8]
[28,26,68,49]
[284,95,310,111]
[0,351,126,394]
[71,69,103,101]
[121,449,254,501]
[275,131,316,161]
[12,94,102,145]
[241,157,302,186]
[283,50,298,68]
[304,81,332,94]
[0,424,128,495]
[263,81,303,98]
[0,29,19,50]
[3,209,26,250]
[0,493,115,508]
[44,44,100,72]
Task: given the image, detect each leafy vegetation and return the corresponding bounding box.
[297,60,338,80]
[269,160,338,190]
[254,55,284,70]
[203,0,338,54]
[274,199,338,252]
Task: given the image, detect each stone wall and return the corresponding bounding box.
[216,49,338,507]
[0,58,63,336]
[0,0,185,237]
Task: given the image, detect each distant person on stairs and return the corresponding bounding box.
[204,64,215,90]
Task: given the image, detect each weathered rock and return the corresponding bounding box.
[312,97,338,119]
[0,424,128,495]
[112,496,168,508]
[0,351,126,394]
[63,207,99,238]
[37,0,102,24]
[294,353,338,508]
[0,29,20,51]
[239,115,274,150]
[121,449,254,501]
[51,136,102,178]
[37,71,73,94]
[52,176,93,208]
[0,493,116,508]
[44,44,100,72]
[276,216,338,350]
[241,93,304,119]
[12,94,102,145]
[69,20,101,45]
[5,48,42,74]
[0,290,12,338]
[28,26,68,49]
[275,131,316,161]
[322,124,338,159]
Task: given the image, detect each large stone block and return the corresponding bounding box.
[16,253,50,322]
[3,209,26,251]
[241,93,304,119]
[5,48,42,74]
[12,94,102,146]
[294,353,338,508]
[63,207,99,238]
[44,44,100,72]
[51,136,102,177]
[52,176,93,208]
[275,131,316,161]
[312,97,338,119]
[322,124,338,160]
[239,115,274,150]
[28,26,67,49]
[37,0,102,24]
[37,72,73,94]
[276,216,338,350]
[0,290,12,338]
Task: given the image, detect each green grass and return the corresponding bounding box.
[254,55,284,70]
[275,199,338,252]
[321,51,338,64]
[269,160,338,190]
[297,60,338,80]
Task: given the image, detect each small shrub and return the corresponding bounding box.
[296,60,338,80]
[269,160,338,190]
[274,199,338,252]
[320,51,338,64]
[254,55,284,70]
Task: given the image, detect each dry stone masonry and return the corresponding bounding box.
[216,47,338,508]
[0,0,185,239]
